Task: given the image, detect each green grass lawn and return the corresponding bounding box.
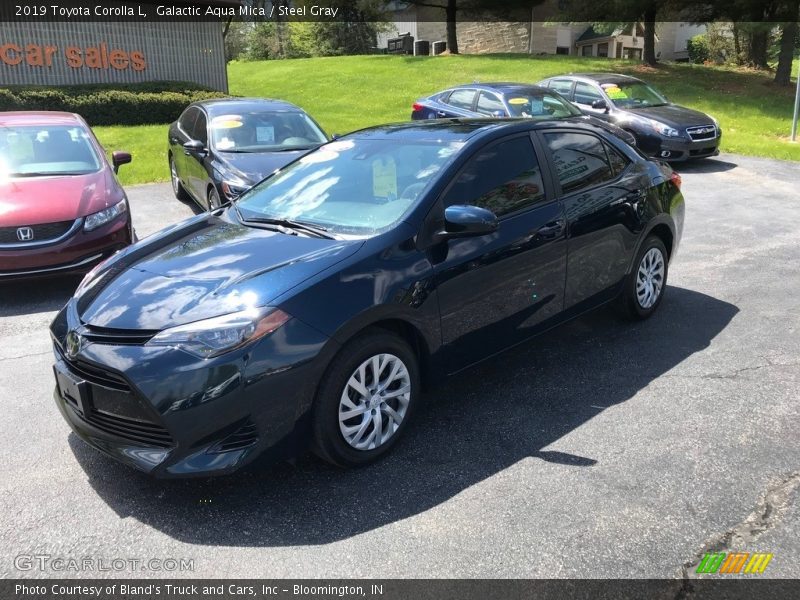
[97,54,800,186]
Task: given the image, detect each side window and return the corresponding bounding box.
[446,89,477,110]
[549,79,574,97]
[544,132,615,195]
[192,111,208,146]
[475,92,506,116]
[574,82,603,106]
[605,142,629,175]
[178,108,198,136]
[443,136,545,217]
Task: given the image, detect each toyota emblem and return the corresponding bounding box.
[16,226,34,242]
[65,331,82,358]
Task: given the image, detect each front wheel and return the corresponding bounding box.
[619,235,668,320]
[311,330,420,467]
[169,155,189,201]
[207,186,222,211]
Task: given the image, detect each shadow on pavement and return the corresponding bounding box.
[71,286,738,547]
[674,157,737,174]
[0,275,81,318]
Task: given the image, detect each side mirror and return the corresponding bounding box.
[591,99,608,111]
[111,151,131,174]
[491,110,506,118]
[183,139,207,156]
[330,133,341,140]
[436,205,499,241]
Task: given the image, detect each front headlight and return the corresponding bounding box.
[647,119,681,138]
[84,200,127,232]
[146,307,290,358]
[221,179,250,200]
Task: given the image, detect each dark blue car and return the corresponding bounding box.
[412,83,637,146]
[51,119,682,477]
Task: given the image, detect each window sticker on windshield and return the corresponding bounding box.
[508,97,528,105]
[372,157,397,199]
[602,84,627,99]
[256,126,275,143]
[210,115,243,129]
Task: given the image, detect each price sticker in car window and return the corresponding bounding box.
[372,157,397,199]
[602,85,627,99]
[210,115,244,129]
[256,126,275,143]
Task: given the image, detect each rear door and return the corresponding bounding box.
[432,133,568,370]
[537,129,641,310]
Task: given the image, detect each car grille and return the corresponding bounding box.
[82,325,157,346]
[686,125,717,141]
[0,220,76,244]
[56,344,173,448]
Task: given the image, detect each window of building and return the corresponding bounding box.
[581,45,593,57]
[556,46,570,55]
[443,136,545,216]
[597,43,609,57]
[543,132,616,195]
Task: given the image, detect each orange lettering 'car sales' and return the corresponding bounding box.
[0,41,146,71]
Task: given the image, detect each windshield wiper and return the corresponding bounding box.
[237,211,335,239]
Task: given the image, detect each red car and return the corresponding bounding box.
[0,111,133,278]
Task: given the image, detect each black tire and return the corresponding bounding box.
[169,155,190,201]
[618,235,669,320]
[208,186,222,211]
[311,330,420,468]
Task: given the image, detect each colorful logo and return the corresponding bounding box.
[696,552,773,574]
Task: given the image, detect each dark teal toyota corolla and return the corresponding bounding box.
[50,119,684,478]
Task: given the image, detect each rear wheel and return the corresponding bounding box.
[169,155,189,201]
[619,235,668,320]
[311,330,420,467]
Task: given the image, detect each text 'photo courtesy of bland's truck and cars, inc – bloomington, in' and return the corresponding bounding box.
[1,0,800,598]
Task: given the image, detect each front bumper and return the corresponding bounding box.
[640,131,722,162]
[0,217,131,279]
[50,302,333,478]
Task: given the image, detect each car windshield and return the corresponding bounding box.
[506,90,583,118]
[235,138,463,236]
[210,111,327,153]
[601,81,668,108]
[0,124,101,177]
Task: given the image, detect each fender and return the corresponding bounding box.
[625,214,677,275]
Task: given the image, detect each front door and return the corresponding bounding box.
[432,134,568,371]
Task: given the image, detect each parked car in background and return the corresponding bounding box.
[536,73,721,161]
[0,111,133,279]
[52,118,683,478]
[411,82,637,147]
[168,98,328,210]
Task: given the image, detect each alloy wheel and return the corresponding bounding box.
[636,247,665,309]
[170,158,180,196]
[338,353,411,451]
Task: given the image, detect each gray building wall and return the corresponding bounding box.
[0,20,227,91]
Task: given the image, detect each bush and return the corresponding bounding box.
[687,34,710,64]
[0,82,229,126]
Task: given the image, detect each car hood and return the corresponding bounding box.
[0,168,121,227]
[627,104,715,129]
[216,149,312,185]
[76,212,363,330]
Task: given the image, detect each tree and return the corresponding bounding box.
[398,0,540,55]
[774,0,800,85]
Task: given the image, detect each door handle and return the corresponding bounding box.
[535,219,565,239]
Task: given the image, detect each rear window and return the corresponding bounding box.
[0,124,101,177]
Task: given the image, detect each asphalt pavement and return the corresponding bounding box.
[0,154,798,579]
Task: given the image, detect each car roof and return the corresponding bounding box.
[447,82,552,94]
[192,97,305,115]
[547,73,644,85]
[343,118,615,143]
[0,111,84,127]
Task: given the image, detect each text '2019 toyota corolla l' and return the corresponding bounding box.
[51,119,684,478]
